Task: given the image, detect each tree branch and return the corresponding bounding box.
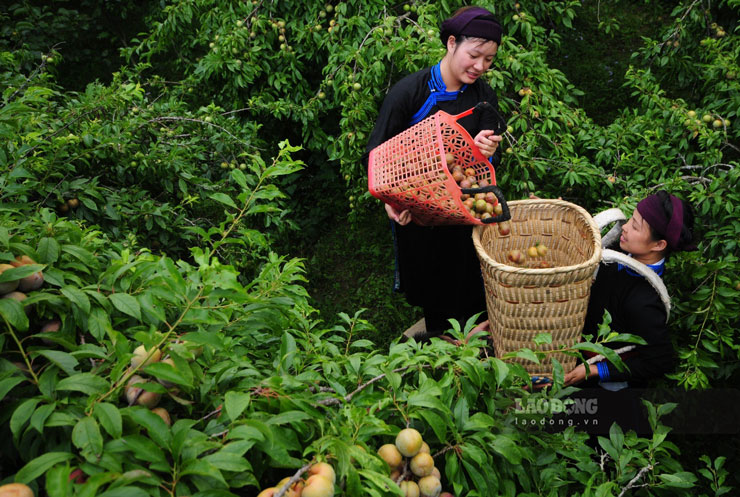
[317,365,420,406]
[275,461,314,497]
[617,464,654,497]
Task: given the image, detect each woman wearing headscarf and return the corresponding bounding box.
[364,6,506,338]
[565,190,697,389]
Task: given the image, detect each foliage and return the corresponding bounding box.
[1,0,739,495]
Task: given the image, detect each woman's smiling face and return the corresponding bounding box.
[445,36,498,87]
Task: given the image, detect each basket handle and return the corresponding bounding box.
[594,207,627,248]
[460,184,511,224]
[452,101,507,135]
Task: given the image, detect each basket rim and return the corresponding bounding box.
[472,198,602,275]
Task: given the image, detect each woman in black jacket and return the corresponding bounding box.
[364,6,506,338]
[564,190,697,389]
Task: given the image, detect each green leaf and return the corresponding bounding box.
[609,422,624,452]
[94,402,122,438]
[126,406,172,449]
[658,471,697,488]
[204,451,252,472]
[72,416,104,460]
[30,402,56,433]
[57,373,109,395]
[230,168,248,189]
[110,435,167,464]
[224,391,251,421]
[414,408,448,443]
[11,397,40,437]
[36,350,79,376]
[0,376,26,402]
[88,307,113,342]
[181,459,227,487]
[76,472,118,497]
[61,286,91,314]
[490,358,509,387]
[15,451,74,484]
[0,264,43,282]
[210,192,238,209]
[61,245,97,266]
[144,361,191,388]
[357,470,404,496]
[461,458,491,494]
[491,434,523,464]
[511,349,540,364]
[109,293,142,320]
[0,298,29,331]
[265,410,311,426]
[97,487,149,497]
[45,464,73,497]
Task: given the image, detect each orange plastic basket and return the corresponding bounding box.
[368,102,509,226]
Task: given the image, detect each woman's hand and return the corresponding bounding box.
[385,203,412,225]
[473,130,502,158]
[563,363,599,386]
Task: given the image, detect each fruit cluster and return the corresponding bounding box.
[445,152,502,221]
[57,197,80,214]
[377,428,455,497]
[684,110,731,130]
[0,255,45,308]
[257,462,336,497]
[506,241,551,268]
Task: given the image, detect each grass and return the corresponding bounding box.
[288,202,422,348]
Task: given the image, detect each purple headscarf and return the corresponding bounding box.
[637,193,694,251]
[440,7,503,46]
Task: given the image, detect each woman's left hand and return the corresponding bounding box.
[473,130,502,158]
[563,363,599,386]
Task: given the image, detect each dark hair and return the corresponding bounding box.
[648,190,696,255]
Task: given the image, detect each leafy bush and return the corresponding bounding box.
[1,0,739,495]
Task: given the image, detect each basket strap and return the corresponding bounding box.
[593,208,626,248]
[601,249,671,321]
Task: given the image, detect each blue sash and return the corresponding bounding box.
[408,63,467,126]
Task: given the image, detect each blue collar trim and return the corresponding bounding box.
[408,63,467,126]
[617,257,665,277]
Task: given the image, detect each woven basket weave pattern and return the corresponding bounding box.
[368,111,495,225]
[473,199,602,375]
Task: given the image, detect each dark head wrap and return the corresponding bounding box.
[440,7,503,46]
[636,193,695,251]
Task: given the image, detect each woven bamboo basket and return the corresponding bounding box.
[472,199,602,376]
